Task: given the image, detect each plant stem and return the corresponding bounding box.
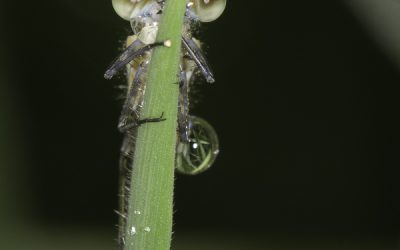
[124,0,187,249]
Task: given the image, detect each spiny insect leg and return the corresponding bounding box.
[182,35,215,83]
[118,62,147,133]
[120,112,166,132]
[178,65,190,143]
[105,40,165,80]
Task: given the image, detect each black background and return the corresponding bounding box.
[2,0,400,247]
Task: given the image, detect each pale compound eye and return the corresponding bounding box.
[176,116,219,175]
[112,0,154,21]
[188,0,227,22]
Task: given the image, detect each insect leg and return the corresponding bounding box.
[104,39,166,80]
[137,112,166,126]
[118,62,166,133]
[178,65,190,143]
[182,36,215,83]
[119,110,166,132]
[118,62,147,133]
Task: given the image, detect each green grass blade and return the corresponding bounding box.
[124,0,187,249]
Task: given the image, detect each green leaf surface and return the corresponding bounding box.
[124,0,187,249]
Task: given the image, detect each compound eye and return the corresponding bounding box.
[189,0,226,22]
[112,0,152,21]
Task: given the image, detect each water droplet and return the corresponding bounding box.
[130,226,136,236]
[134,210,141,215]
[144,226,151,233]
[176,116,219,175]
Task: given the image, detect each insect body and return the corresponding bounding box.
[105,0,225,247]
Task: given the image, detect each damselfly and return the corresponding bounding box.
[105,0,225,247]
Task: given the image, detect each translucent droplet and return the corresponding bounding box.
[130,226,137,236]
[133,210,141,215]
[144,226,151,233]
[176,116,219,175]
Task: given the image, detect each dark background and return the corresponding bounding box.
[1,0,400,249]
